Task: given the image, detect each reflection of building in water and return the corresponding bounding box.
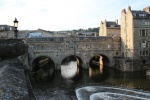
[89,55,104,77]
[89,67,101,77]
[99,55,103,74]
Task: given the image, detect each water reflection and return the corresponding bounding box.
[29,57,55,84]
[89,55,109,81]
[106,69,150,90]
[31,67,150,100]
[61,61,78,79]
[61,55,81,80]
[99,55,103,74]
[30,55,150,99]
[30,56,150,91]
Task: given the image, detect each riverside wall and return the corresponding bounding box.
[0,39,34,99]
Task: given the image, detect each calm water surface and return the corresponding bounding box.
[31,65,150,100]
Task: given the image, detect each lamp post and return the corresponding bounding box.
[13,18,18,38]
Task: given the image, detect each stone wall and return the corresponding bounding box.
[114,58,143,71]
[0,39,28,59]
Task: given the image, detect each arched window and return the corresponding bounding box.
[140,40,149,48]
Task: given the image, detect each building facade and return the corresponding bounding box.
[99,19,120,37]
[121,6,150,64]
[0,25,14,38]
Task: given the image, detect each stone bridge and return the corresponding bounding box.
[25,36,118,70]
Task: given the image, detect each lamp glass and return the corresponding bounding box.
[14,22,18,28]
[14,18,18,28]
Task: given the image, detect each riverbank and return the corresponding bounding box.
[0,58,30,99]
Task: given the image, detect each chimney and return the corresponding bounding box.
[143,6,150,12]
[121,8,126,14]
[104,19,107,26]
[128,6,131,11]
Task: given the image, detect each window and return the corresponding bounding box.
[86,45,87,48]
[139,50,149,56]
[146,29,149,36]
[110,25,115,27]
[146,50,149,55]
[139,14,146,17]
[142,30,145,36]
[139,29,148,36]
[0,27,5,30]
[145,22,150,25]
[133,13,136,17]
[108,44,110,48]
[116,52,119,55]
[140,40,149,48]
[140,51,142,55]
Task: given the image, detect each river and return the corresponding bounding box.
[30,60,150,100]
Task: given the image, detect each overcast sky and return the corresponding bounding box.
[0,0,149,31]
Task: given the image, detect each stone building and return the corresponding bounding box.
[99,19,121,57]
[99,19,120,37]
[121,6,150,64]
[0,25,14,38]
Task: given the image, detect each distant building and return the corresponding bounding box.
[121,6,150,64]
[0,25,14,38]
[76,32,98,37]
[28,32,43,38]
[0,25,14,31]
[99,19,120,37]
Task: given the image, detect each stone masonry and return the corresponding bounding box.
[26,36,119,70]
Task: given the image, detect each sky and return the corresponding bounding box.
[0,0,149,31]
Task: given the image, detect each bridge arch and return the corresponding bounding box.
[88,53,110,67]
[30,53,57,66]
[60,55,84,68]
[31,55,55,80]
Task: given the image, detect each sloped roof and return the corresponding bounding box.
[106,21,120,28]
[0,25,14,30]
[131,10,150,17]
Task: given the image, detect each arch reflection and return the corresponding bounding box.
[61,55,82,80]
[89,54,109,81]
[31,56,55,82]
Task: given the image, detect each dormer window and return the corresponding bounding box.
[110,25,115,27]
[139,14,146,17]
[133,13,136,17]
[0,27,5,30]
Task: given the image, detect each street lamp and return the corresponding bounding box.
[13,18,18,38]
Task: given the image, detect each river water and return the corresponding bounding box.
[30,60,150,100]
